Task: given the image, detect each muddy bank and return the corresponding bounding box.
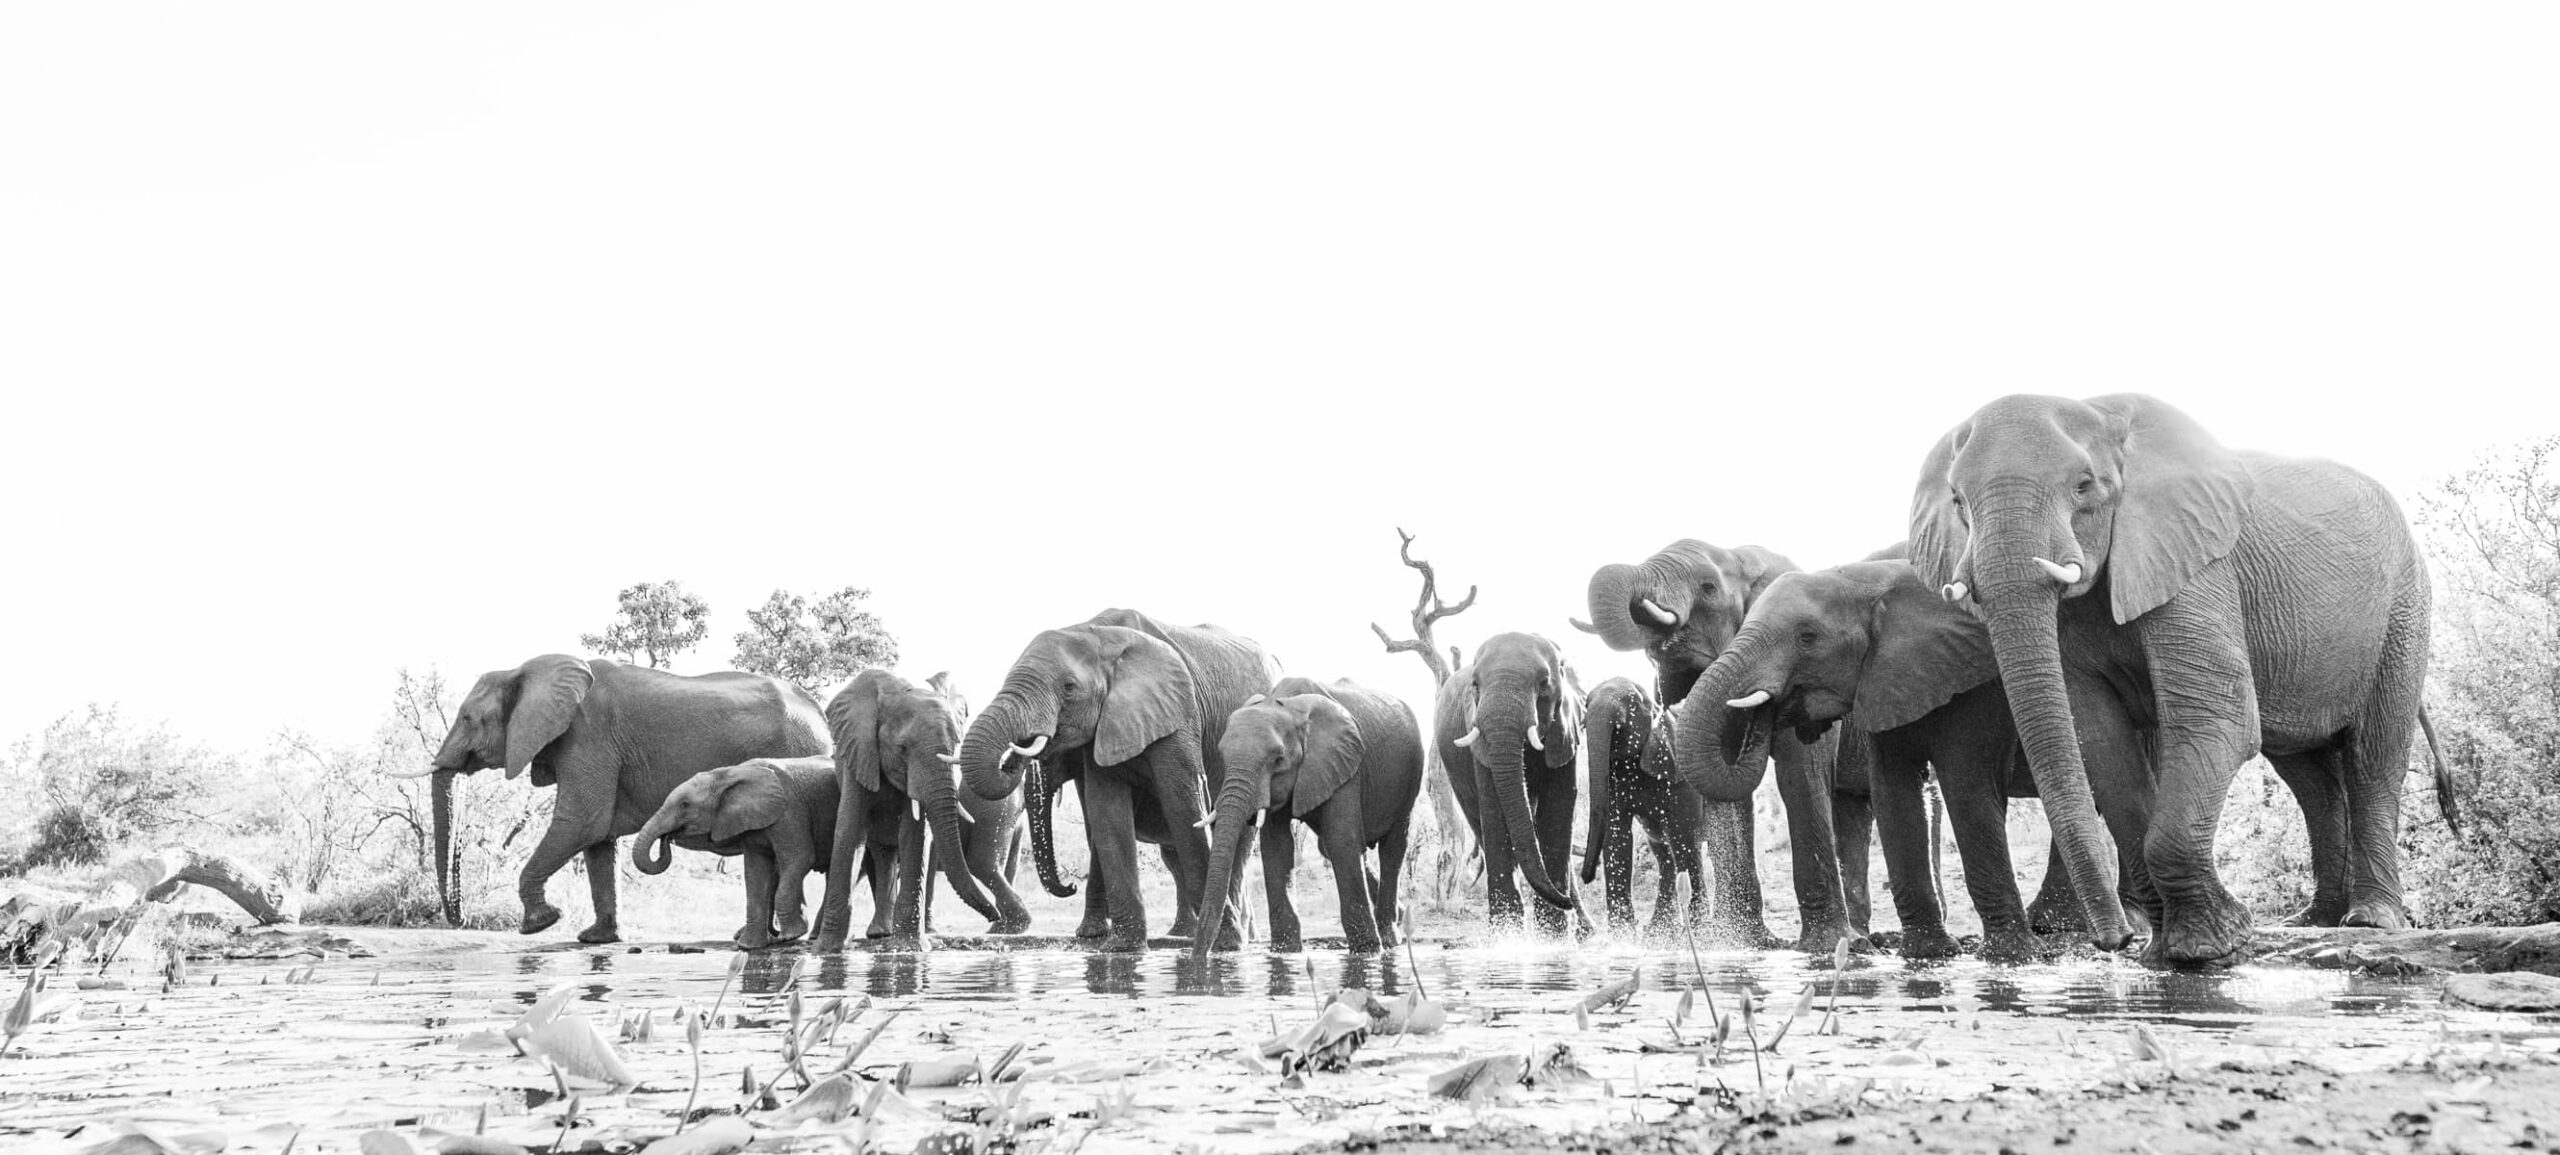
[2251,924,2560,978]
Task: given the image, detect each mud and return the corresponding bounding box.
[5,924,2559,1154]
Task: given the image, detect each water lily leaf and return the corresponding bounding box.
[1428,1054,1525,1101]
[1265,1002,1369,1076]
[452,1029,517,1055]
[638,1117,753,1155]
[510,983,585,1041]
[1524,1042,1597,1090]
[420,1131,526,1154]
[895,1054,982,1090]
[1577,973,1638,1014]
[519,1013,637,1092]
[358,1131,427,1155]
[769,1072,860,1123]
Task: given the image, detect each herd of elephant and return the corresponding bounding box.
[392,393,2462,969]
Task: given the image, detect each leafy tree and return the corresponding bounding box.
[580,580,711,668]
[2,705,234,869]
[732,586,900,695]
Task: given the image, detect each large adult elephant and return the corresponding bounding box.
[811,670,1029,951]
[1581,540,1871,953]
[1912,392,2440,967]
[387,655,831,942]
[1434,631,1583,935]
[959,608,1279,953]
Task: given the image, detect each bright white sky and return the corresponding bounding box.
[4,5,2555,756]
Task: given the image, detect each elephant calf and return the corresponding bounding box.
[1192,677,1424,955]
[1580,677,1708,937]
[633,756,841,949]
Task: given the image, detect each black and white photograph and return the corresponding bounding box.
[5,5,2558,1152]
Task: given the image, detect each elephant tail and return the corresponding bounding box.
[2419,705,2461,838]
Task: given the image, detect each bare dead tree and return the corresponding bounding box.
[1370,527,1479,683]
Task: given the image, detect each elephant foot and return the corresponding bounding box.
[1977,929,2045,965]
[865,924,893,939]
[2342,898,2411,931]
[776,914,811,942]
[1344,933,1382,955]
[734,930,776,950]
[1701,918,1781,951]
[812,931,848,952]
[1793,919,1861,958]
[989,914,1033,935]
[2141,895,2253,969]
[1215,922,1245,952]
[1269,934,1304,953]
[576,921,620,945]
[2284,900,2348,928]
[1074,917,1110,940]
[1897,925,1961,961]
[519,903,563,936]
[1098,931,1150,954]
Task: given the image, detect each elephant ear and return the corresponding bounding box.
[1853,564,2000,731]
[2088,393,2254,625]
[1725,544,1799,610]
[925,671,969,719]
[504,655,593,779]
[712,762,788,843]
[1540,653,1584,771]
[827,671,891,793]
[1908,423,1969,591]
[1292,695,1365,819]
[1094,625,1197,767]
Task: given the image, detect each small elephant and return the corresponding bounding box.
[1579,677,1708,937]
[1192,677,1425,956]
[1435,631,1583,935]
[959,608,1280,953]
[387,654,831,942]
[632,756,841,948]
[814,670,1030,950]
[1582,540,1874,953]
[1681,558,2146,963]
[1912,392,2446,966]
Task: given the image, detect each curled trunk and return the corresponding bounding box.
[431,769,461,927]
[919,754,999,921]
[1586,561,1691,653]
[1191,776,1260,955]
[634,834,674,875]
[960,689,1051,802]
[1976,527,2130,949]
[1673,625,1780,802]
[1027,759,1077,897]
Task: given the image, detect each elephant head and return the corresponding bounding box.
[1191,688,1369,956]
[385,654,593,926]
[1673,561,2000,781]
[960,619,1199,804]
[1579,677,1671,885]
[824,669,998,929]
[1910,392,2252,948]
[1448,631,1583,911]
[632,760,789,873]
[1581,541,1794,706]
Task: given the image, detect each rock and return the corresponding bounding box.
[2442,972,2560,1011]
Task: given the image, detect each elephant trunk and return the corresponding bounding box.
[1482,681,1575,911]
[1975,512,2130,950]
[1674,624,1781,802]
[959,681,1056,802]
[430,769,461,926]
[1027,758,1078,897]
[1191,773,1262,956]
[1581,697,1634,886]
[919,754,1000,922]
[633,833,675,875]
[1585,562,1691,653]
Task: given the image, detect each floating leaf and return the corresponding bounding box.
[1577,972,1638,1014]
[1428,1054,1525,1101]
[896,1054,982,1090]
[769,1073,861,1124]
[1525,1042,1597,1090]
[639,1117,753,1155]
[1262,1002,1369,1076]
[419,1132,524,1155]
[518,1014,637,1092]
[357,1132,426,1155]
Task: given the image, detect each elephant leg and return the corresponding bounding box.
[1834,788,1876,941]
[1159,842,1204,940]
[1318,819,1380,954]
[1076,845,1112,939]
[2135,584,2262,967]
[2339,729,2414,930]
[577,841,622,944]
[2069,674,2163,945]
[1868,751,1956,960]
[1774,738,1852,955]
[736,853,778,949]
[1136,738,1215,942]
[516,811,607,937]
[1082,772,1149,952]
[1265,817,1307,952]
[1699,797,1774,948]
[1642,822,1680,937]
[2025,837,2083,935]
[1603,785,1638,933]
[2267,748,2350,927]
[972,815,1034,934]
[864,841,898,938]
[1532,771,1576,939]
[1929,729,2039,961]
[892,817,928,938]
[1372,820,1409,949]
[773,849,815,943]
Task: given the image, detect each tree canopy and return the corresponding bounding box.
[579,580,711,668]
[732,586,900,695]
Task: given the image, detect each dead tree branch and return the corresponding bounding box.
[1370,527,1478,684]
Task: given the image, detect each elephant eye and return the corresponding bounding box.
[1797,629,1819,649]
[2074,474,2096,499]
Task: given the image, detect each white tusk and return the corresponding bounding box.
[1252,810,1266,831]
[1942,581,1968,603]
[1638,598,1677,626]
[1453,726,1481,748]
[1525,726,1545,752]
[911,800,922,822]
[1194,812,1214,829]
[957,806,976,825]
[935,751,960,764]
[384,764,439,780]
[1568,617,1598,634]
[2033,557,2084,585]
[1008,734,1049,759]
[1726,689,1773,709]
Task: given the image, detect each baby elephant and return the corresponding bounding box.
[633,755,839,948]
[1191,677,1424,955]
[1580,677,1709,937]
